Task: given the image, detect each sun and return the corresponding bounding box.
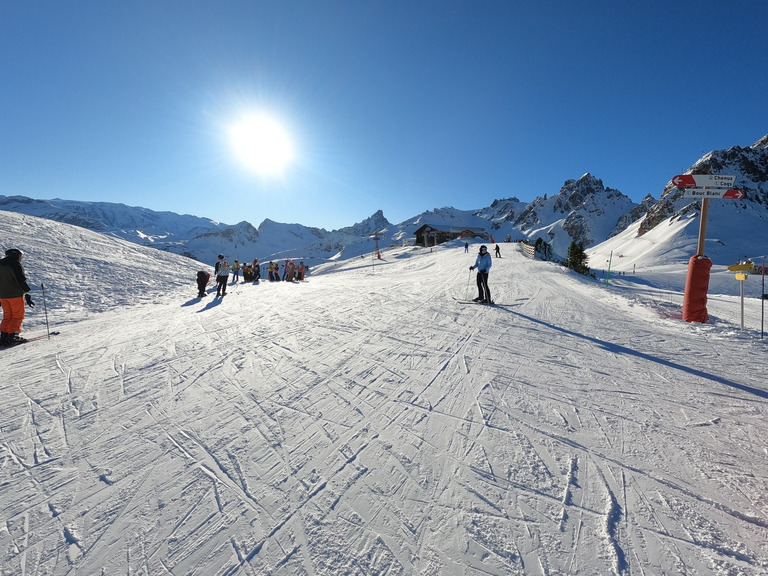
[228,114,294,177]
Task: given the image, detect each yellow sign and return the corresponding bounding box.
[735,273,748,281]
[728,263,755,272]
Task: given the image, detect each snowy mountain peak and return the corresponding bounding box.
[554,172,622,214]
[752,133,768,148]
[336,209,391,237]
[500,172,638,255]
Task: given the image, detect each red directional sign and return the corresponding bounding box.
[681,187,745,199]
[672,174,736,188]
[672,174,696,187]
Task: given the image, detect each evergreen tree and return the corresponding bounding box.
[567,241,590,275]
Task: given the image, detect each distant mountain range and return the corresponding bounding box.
[2,135,767,267]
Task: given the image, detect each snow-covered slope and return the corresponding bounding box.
[588,192,768,274]
[0,211,200,326]
[2,211,767,575]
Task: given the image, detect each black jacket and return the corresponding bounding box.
[0,256,31,299]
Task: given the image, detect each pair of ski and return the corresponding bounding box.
[0,331,61,348]
[453,298,510,306]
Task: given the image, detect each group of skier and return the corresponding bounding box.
[196,245,494,302]
[266,260,306,282]
[197,256,308,298]
[1,242,497,345]
[229,260,261,283]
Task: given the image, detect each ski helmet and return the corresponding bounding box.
[217,254,224,260]
[5,248,22,260]
[479,245,487,252]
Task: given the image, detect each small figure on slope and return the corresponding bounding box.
[196,270,210,298]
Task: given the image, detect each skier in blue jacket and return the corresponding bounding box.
[469,245,492,303]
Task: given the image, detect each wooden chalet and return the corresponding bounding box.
[414,224,488,247]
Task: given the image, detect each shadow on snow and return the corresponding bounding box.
[499,308,768,400]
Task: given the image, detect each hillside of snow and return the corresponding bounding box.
[0,212,199,326]
[587,203,768,288]
[2,212,767,575]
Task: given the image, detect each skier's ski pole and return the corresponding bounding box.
[41,282,51,339]
[465,269,472,300]
[762,261,765,340]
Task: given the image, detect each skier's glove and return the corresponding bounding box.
[469,266,474,271]
[25,294,35,308]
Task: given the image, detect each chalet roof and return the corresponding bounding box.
[413,224,486,234]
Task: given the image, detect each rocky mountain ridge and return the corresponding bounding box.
[639,135,768,235]
[2,134,767,266]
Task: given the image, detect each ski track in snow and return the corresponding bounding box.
[1,212,768,575]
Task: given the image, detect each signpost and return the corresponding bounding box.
[729,260,755,331]
[673,174,740,323]
[672,174,736,188]
[728,263,756,273]
[672,174,744,255]
[369,229,386,273]
[680,188,745,199]
[735,273,748,330]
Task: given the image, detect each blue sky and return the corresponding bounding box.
[1,1,766,231]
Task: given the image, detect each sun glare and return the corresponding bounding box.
[229,114,294,177]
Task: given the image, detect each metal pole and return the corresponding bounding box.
[762,262,765,340]
[740,278,745,331]
[696,198,709,255]
[605,250,613,286]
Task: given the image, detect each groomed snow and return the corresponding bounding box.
[2,211,767,575]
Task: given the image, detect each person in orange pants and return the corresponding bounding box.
[0,248,34,346]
